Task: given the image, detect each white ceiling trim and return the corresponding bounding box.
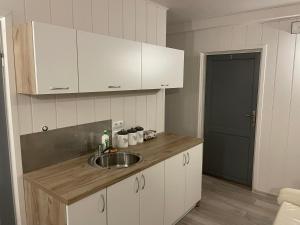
[167,3,300,34]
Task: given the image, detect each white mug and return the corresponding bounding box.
[117,134,128,148]
[137,130,144,143]
[128,133,137,146]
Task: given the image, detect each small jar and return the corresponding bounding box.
[127,128,138,146]
[117,129,129,148]
[135,126,144,143]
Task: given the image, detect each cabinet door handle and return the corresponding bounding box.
[108,85,121,89]
[161,84,169,87]
[141,174,146,190]
[100,194,105,213]
[50,87,70,90]
[135,177,140,193]
[187,152,190,165]
[183,154,187,166]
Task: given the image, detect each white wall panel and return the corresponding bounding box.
[286,34,300,188]
[73,0,92,31]
[76,95,95,125]
[267,20,296,193]
[231,25,247,49]
[56,95,77,128]
[0,0,26,23]
[135,0,146,42]
[146,94,156,130]
[111,95,124,121]
[109,0,123,38]
[123,0,136,40]
[156,6,167,46]
[246,23,263,47]
[31,96,57,132]
[255,21,280,193]
[136,95,147,128]
[124,95,136,129]
[25,0,51,22]
[17,95,32,135]
[194,28,219,52]
[146,1,157,44]
[92,0,109,34]
[95,95,111,122]
[50,0,73,27]
[156,90,165,133]
[218,26,233,51]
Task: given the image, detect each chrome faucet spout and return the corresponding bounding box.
[97,144,106,156]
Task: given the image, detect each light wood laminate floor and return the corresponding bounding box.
[178,175,279,225]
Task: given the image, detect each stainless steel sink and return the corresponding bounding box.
[89,152,142,169]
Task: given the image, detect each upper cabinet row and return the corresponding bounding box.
[13,22,184,95]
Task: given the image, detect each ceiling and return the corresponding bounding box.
[152,0,300,24]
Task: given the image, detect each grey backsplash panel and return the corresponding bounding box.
[21,120,112,173]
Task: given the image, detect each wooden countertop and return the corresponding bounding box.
[24,133,203,205]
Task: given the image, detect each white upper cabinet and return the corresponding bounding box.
[14,22,184,95]
[14,22,78,94]
[67,189,107,225]
[77,30,142,92]
[142,43,184,89]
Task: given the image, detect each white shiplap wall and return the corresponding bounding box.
[1,0,167,135]
[167,18,300,195]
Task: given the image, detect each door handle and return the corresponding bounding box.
[135,177,140,193]
[50,87,70,90]
[108,85,121,89]
[245,110,256,127]
[100,194,105,213]
[141,174,146,190]
[183,154,187,166]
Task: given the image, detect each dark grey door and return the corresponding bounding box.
[0,51,16,224]
[203,53,260,186]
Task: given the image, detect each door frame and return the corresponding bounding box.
[197,44,268,191]
[0,13,27,225]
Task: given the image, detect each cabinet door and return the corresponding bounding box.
[185,144,203,211]
[78,31,142,92]
[67,189,107,225]
[33,22,78,94]
[164,153,186,225]
[140,162,164,225]
[107,174,140,225]
[142,43,184,89]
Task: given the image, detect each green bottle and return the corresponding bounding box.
[102,130,110,150]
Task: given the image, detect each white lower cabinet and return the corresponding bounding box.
[107,175,140,225]
[164,153,186,225]
[185,145,203,211]
[66,144,202,225]
[140,162,165,225]
[165,144,203,225]
[67,189,107,225]
[107,162,165,225]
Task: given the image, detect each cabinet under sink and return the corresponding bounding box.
[67,144,203,225]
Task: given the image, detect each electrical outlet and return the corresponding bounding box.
[112,120,124,131]
[292,21,300,34]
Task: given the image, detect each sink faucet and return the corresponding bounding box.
[96,144,107,157]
